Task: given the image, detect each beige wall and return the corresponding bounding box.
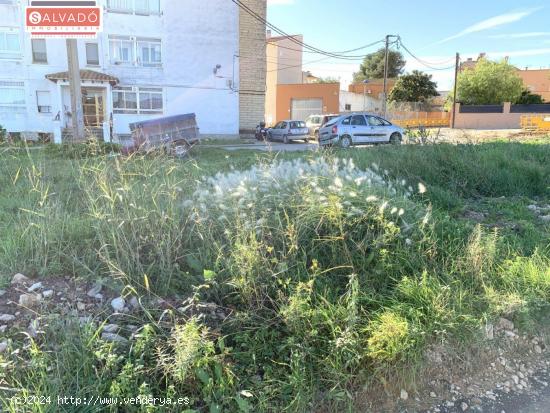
[453,103,523,129]
[269,35,303,84]
[265,42,279,125]
[239,0,267,134]
[265,35,304,125]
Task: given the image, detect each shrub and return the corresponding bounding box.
[45,140,121,159]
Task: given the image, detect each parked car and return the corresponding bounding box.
[305,114,340,139]
[318,113,404,148]
[267,120,310,144]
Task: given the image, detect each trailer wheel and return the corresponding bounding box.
[172,140,191,159]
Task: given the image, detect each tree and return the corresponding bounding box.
[516,90,544,104]
[455,58,524,105]
[388,70,439,103]
[353,48,406,82]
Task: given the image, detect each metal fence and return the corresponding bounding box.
[511,104,550,113]
[459,105,504,113]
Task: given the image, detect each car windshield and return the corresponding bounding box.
[290,121,306,128]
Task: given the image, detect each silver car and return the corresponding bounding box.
[318,113,404,148]
[267,120,310,144]
[305,114,340,139]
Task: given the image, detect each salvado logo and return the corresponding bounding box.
[26,5,102,38]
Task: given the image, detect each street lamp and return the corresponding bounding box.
[362,79,370,112]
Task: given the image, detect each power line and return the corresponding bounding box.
[267,38,386,58]
[398,38,456,71]
[232,0,384,60]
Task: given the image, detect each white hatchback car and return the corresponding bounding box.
[318,113,404,148]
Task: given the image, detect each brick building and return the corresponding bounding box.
[239,0,267,134]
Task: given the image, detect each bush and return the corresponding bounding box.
[45,140,122,159]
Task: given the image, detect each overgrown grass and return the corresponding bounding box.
[0,140,549,412]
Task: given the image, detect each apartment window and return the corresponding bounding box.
[107,0,160,15]
[113,87,137,113]
[113,86,163,114]
[36,91,51,114]
[0,30,20,59]
[138,88,163,113]
[137,39,161,67]
[85,43,100,65]
[345,104,352,111]
[109,36,161,66]
[109,36,135,64]
[31,39,47,64]
[0,82,25,113]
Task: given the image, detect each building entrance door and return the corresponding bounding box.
[82,88,105,127]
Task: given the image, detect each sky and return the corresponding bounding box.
[267,0,550,91]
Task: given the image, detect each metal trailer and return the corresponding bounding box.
[129,113,200,157]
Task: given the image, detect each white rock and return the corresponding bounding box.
[101,333,128,343]
[27,282,43,292]
[527,205,539,211]
[0,325,7,333]
[76,302,86,311]
[505,330,516,338]
[11,273,30,285]
[400,389,408,400]
[0,341,7,353]
[102,324,119,333]
[0,290,6,297]
[19,293,41,308]
[540,215,550,222]
[461,402,469,411]
[87,283,103,298]
[42,290,54,299]
[129,296,139,309]
[111,297,125,312]
[535,345,543,354]
[0,314,15,322]
[512,375,520,385]
[430,392,437,398]
[498,318,514,331]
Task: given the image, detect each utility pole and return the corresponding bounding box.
[382,34,399,118]
[382,35,390,118]
[66,39,85,142]
[451,52,460,129]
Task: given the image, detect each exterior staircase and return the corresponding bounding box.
[62,127,104,142]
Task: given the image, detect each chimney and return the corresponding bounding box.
[479,53,486,60]
[504,56,509,63]
[266,30,272,39]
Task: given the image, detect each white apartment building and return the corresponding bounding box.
[0,0,266,141]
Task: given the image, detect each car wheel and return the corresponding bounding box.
[390,133,402,145]
[340,135,352,149]
[266,132,272,142]
[283,135,289,144]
